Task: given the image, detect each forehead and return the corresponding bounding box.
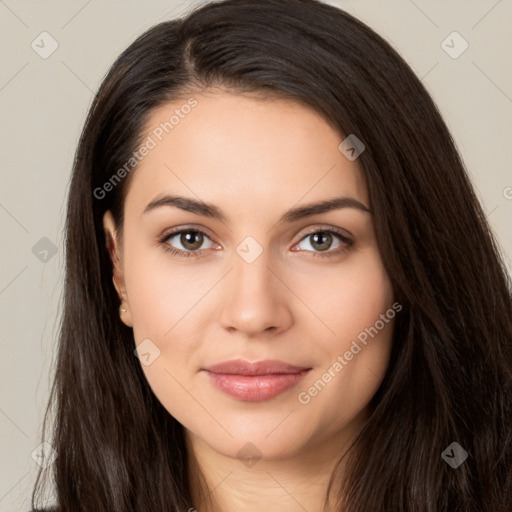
[124,91,368,218]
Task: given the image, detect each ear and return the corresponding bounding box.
[103,210,133,327]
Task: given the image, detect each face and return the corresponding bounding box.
[103,90,396,462]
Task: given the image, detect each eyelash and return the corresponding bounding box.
[159,227,353,259]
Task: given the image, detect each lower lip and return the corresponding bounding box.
[204,370,311,401]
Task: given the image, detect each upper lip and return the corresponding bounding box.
[203,359,311,376]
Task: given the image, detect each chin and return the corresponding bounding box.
[189,415,316,462]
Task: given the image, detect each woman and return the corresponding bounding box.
[31,0,512,511]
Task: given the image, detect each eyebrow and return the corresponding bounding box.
[142,194,372,223]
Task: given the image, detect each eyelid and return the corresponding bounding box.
[159,225,219,251]
[160,224,351,242]
[291,226,353,256]
[159,224,353,257]
[159,224,217,242]
[297,224,353,240]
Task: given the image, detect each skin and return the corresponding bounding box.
[103,89,396,512]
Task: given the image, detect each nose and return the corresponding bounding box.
[218,249,293,338]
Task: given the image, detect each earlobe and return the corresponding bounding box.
[103,210,133,327]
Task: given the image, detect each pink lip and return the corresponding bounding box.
[202,359,312,401]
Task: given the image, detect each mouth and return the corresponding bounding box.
[202,359,312,402]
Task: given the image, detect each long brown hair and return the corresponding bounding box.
[31,0,512,510]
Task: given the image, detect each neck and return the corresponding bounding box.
[185,409,368,512]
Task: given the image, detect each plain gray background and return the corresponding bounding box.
[1,1,511,510]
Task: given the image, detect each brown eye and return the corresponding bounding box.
[309,231,334,252]
[160,228,216,257]
[178,231,204,251]
[293,228,353,258]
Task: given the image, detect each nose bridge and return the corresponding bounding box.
[231,236,277,305]
[218,234,292,335]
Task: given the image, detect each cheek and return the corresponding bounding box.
[122,246,214,397]
[293,251,395,418]
[122,252,205,422]
[123,241,209,339]
[297,249,394,343]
